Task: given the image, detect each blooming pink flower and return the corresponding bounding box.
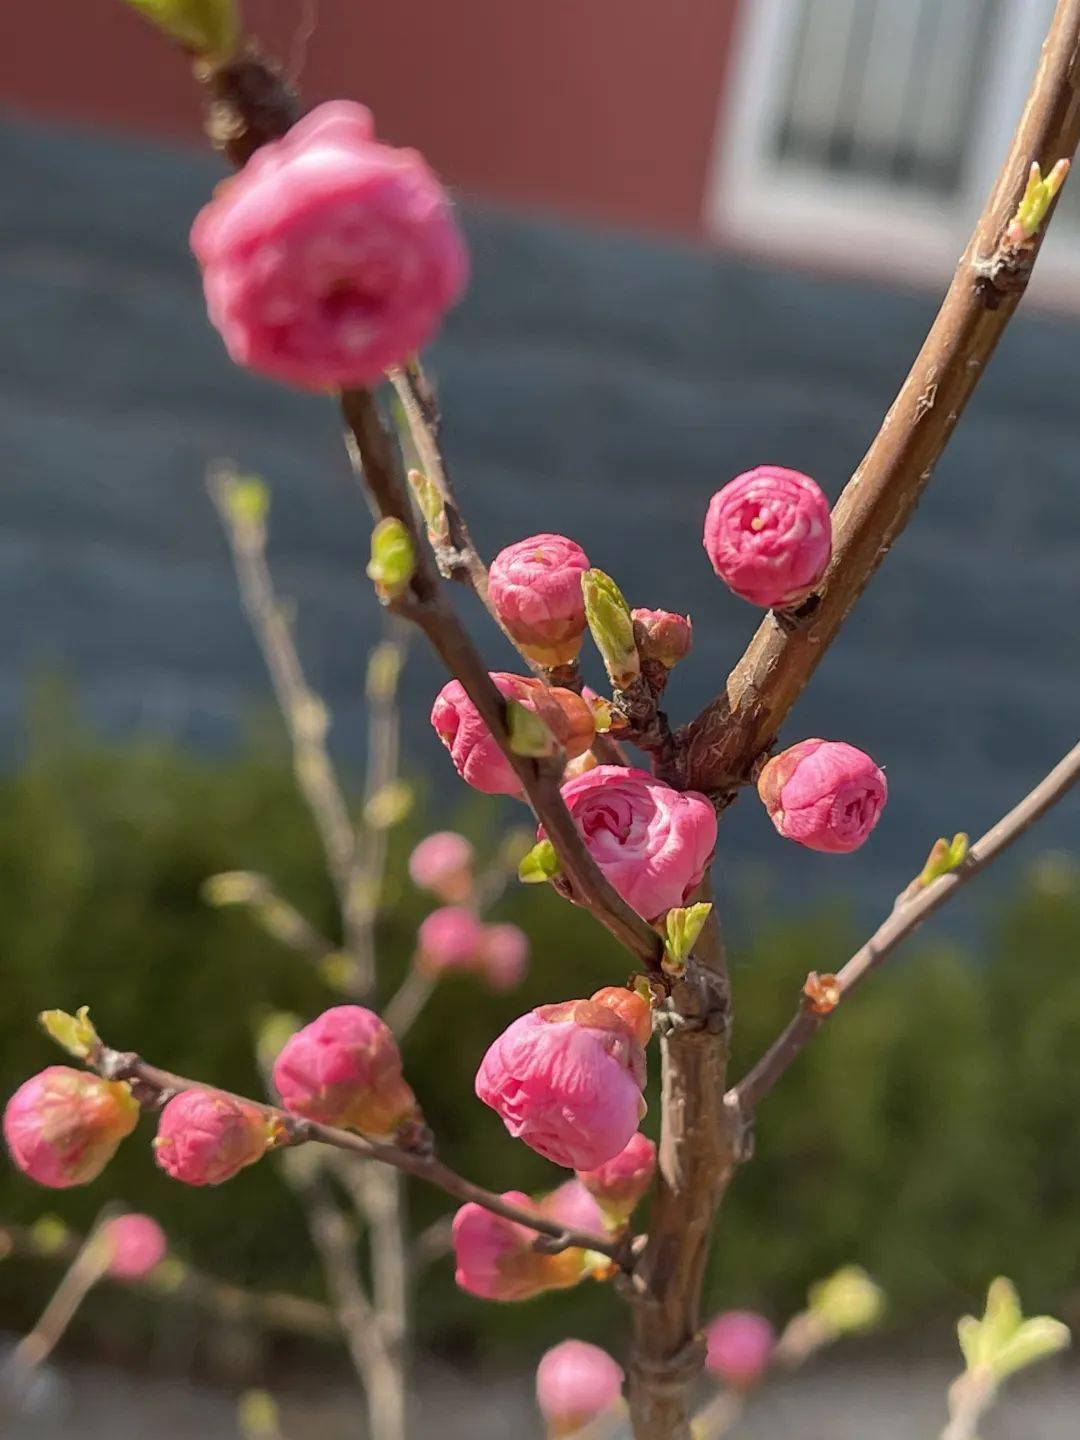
[3,1067,139,1189]
[540,1179,607,1236]
[631,608,693,669]
[703,466,832,608]
[704,1310,776,1389]
[475,987,651,1170]
[191,101,468,391]
[103,1214,168,1280]
[273,1006,420,1137]
[757,738,887,854]
[154,1090,269,1186]
[488,534,591,668]
[480,923,530,991]
[536,1340,624,1435]
[416,906,486,977]
[577,1131,657,1226]
[452,1193,589,1301]
[431,673,594,796]
[551,766,717,921]
[408,831,474,902]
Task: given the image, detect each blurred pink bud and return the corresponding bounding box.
[103,1213,167,1280]
[757,738,887,854]
[704,467,832,608]
[3,1067,139,1189]
[704,1310,776,1389]
[480,923,530,991]
[452,1193,589,1301]
[577,1131,657,1226]
[273,1006,420,1137]
[537,1340,624,1435]
[154,1090,269,1186]
[550,766,717,921]
[191,102,467,390]
[488,534,591,668]
[631,608,693,669]
[408,831,474,902]
[540,1179,607,1236]
[416,905,486,977]
[475,988,650,1170]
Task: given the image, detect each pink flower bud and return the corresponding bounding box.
[408,831,474,902]
[488,534,591,668]
[3,1067,139,1189]
[757,738,887,854]
[431,674,595,796]
[704,1310,775,1389]
[154,1090,269,1187]
[577,1131,657,1225]
[704,467,832,608]
[475,988,650,1170]
[540,1179,607,1236]
[415,905,486,977]
[631,609,693,669]
[550,766,717,922]
[480,923,530,991]
[273,1006,420,1137]
[452,1192,589,1301]
[103,1213,167,1280]
[191,102,467,392]
[536,1340,624,1435]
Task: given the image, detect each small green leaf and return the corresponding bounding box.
[39,1006,100,1060]
[518,839,561,884]
[1008,158,1070,244]
[366,518,416,598]
[663,903,713,971]
[957,1277,1070,1382]
[506,700,557,758]
[919,832,970,887]
[582,569,640,688]
[122,0,239,61]
[408,469,449,542]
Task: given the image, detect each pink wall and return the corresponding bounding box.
[6,0,741,234]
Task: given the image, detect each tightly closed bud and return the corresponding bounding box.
[549,766,717,921]
[808,1265,885,1336]
[4,1067,139,1189]
[154,1090,269,1187]
[103,1214,168,1280]
[757,739,887,854]
[452,1193,589,1301]
[366,518,415,599]
[273,1006,420,1137]
[704,1311,776,1389]
[415,906,486,977]
[475,988,650,1171]
[430,674,594,796]
[408,831,475,902]
[577,1132,657,1227]
[480,923,530,991]
[582,570,640,688]
[191,102,468,391]
[631,608,693,669]
[537,1340,624,1435]
[704,466,832,608]
[489,534,591,668]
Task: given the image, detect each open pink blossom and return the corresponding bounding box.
[475,987,651,1170]
[273,1005,420,1137]
[704,466,832,608]
[757,738,887,853]
[480,922,530,991]
[551,766,717,921]
[3,1067,139,1189]
[415,906,486,977]
[154,1090,269,1186]
[577,1131,657,1226]
[431,673,594,796]
[408,831,474,902]
[191,101,467,391]
[704,1310,776,1388]
[541,1179,607,1236]
[103,1214,168,1280]
[536,1340,624,1435]
[488,534,591,668]
[452,1192,589,1301]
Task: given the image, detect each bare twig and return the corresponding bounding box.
[207,870,337,966]
[732,738,1080,1116]
[382,967,437,1039]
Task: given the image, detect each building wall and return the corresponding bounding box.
[5,0,741,234]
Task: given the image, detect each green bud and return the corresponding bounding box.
[663,903,712,973]
[1007,159,1070,244]
[319,953,362,993]
[919,832,969,887]
[807,1265,885,1337]
[122,0,238,61]
[506,700,557,758]
[201,870,263,907]
[366,518,416,598]
[364,779,415,829]
[30,1215,72,1256]
[237,1389,282,1440]
[365,641,404,703]
[518,839,562,884]
[39,1006,100,1060]
[223,475,270,527]
[582,569,640,688]
[958,1277,1070,1382]
[409,469,449,543]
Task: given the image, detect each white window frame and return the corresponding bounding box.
[705,0,1080,305]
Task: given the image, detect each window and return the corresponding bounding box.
[707,0,1080,300]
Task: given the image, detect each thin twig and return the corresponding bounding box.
[732,738,1080,1116]
[208,871,338,966]
[382,967,436,1038]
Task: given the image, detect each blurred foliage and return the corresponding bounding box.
[2,703,1080,1372]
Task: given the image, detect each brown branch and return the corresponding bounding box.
[732,737,1080,1116]
[677,0,1080,797]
